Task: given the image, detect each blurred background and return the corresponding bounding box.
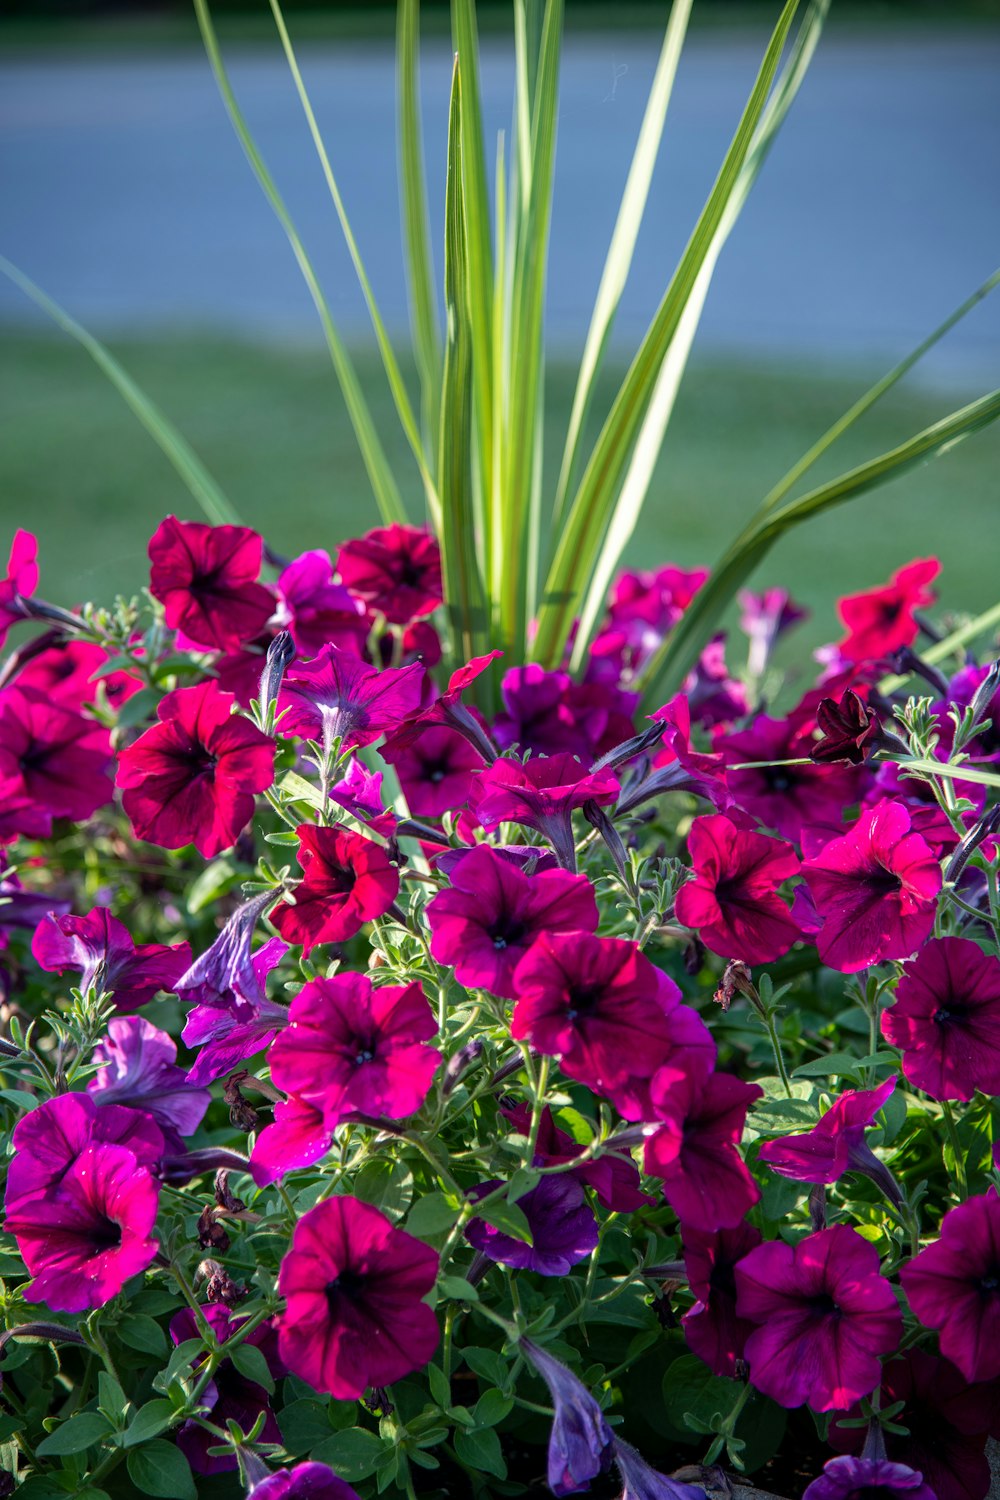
[2,0,999,657]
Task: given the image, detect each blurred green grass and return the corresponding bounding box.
[2,331,997,658]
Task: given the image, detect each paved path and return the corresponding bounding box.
[2,27,998,384]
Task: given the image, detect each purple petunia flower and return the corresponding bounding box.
[274,548,367,659]
[5,1092,164,1213]
[901,1189,1000,1383]
[612,1439,706,1499]
[882,936,1000,1102]
[469,753,618,871]
[758,1076,901,1205]
[381,724,483,820]
[32,908,191,1013]
[169,1304,284,1475]
[499,1103,652,1213]
[0,858,70,944]
[802,1455,937,1500]
[426,843,598,999]
[466,1174,599,1276]
[521,1338,614,1496]
[246,1462,361,1500]
[735,1224,902,1411]
[278,643,423,753]
[88,1016,210,1146]
[492,664,638,761]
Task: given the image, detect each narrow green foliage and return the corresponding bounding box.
[398,0,443,447]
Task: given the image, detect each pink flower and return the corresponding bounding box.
[715,712,861,842]
[250,1096,332,1186]
[0,686,113,837]
[681,1222,763,1377]
[381,725,483,819]
[758,1078,900,1202]
[268,972,440,1127]
[901,1190,1000,1383]
[247,1463,361,1500]
[31,908,191,1013]
[426,844,598,999]
[735,1224,902,1410]
[148,516,275,651]
[277,1196,439,1397]
[675,814,801,964]
[279,644,423,753]
[0,529,38,647]
[116,680,275,856]
[469,753,619,870]
[269,825,399,956]
[4,1093,164,1213]
[329,756,394,834]
[511,932,714,1119]
[382,651,502,765]
[5,1141,160,1313]
[837,557,940,664]
[738,587,808,678]
[275,549,367,657]
[643,1068,762,1231]
[16,638,142,713]
[88,1017,210,1144]
[802,802,942,972]
[882,936,1000,1101]
[336,524,442,624]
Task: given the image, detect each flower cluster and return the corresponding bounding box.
[1,518,999,1499]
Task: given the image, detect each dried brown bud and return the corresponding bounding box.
[197,1205,230,1254]
[714,959,756,1012]
[197,1259,248,1307]
[214,1169,246,1215]
[223,1076,258,1133]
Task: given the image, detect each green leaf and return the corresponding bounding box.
[398,0,441,445]
[474,1197,533,1244]
[311,1427,387,1482]
[438,1274,480,1303]
[97,1372,128,1425]
[406,1192,461,1238]
[192,0,407,527]
[278,1398,332,1456]
[117,1314,167,1358]
[505,1166,540,1204]
[473,1389,515,1427]
[427,1362,452,1408]
[229,1341,276,1395]
[36,1412,113,1457]
[0,258,240,527]
[792,1052,866,1079]
[152,1339,204,1396]
[122,1400,176,1449]
[114,686,162,730]
[353,1158,414,1223]
[454,1424,507,1478]
[462,1346,510,1390]
[127,1440,197,1500]
[661,1354,740,1444]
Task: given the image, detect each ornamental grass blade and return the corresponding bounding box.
[552,0,694,536]
[0,255,240,528]
[638,388,1000,711]
[533,0,804,671]
[439,57,488,665]
[193,0,408,528]
[398,0,442,446]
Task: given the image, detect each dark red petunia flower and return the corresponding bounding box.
[681,1221,763,1377]
[277,1195,439,1398]
[426,843,598,998]
[881,935,1000,1101]
[336,524,442,625]
[0,685,114,837]
[469,753,619,870]
[511,931,714,1120]
[715,711,861,842]
[810,690,881,765]
[643,1067,762,1232]
[828,1347,1000,1500]
[0,529,38,648]
[269,824,399,956]
[380,725,483,819]
[801,801,941,972]
[279,644,424,754]
[901,1190,1000,1384]
[735,1224,902,1411]
[17,638,142,714]
[169,1304,284,1474]
[268,971,440,1127]
[116,679,275,856]
[148,515,275,652]
[674,813,801,964]
[837,557,940,665]
[32,908,191,1013]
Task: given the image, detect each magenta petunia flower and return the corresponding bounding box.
[758,1077,899,1202]
[381,650,502,765]
[715,711,862,843]
[881,936,1000,1101]
[837,557,940,665]
[470,753,619,870]
[278,643,423,753]
[16,637,142,714]
[674,814,801,964]
[644,1068,762,1232]
[116,680,276,856]
[169,1304,284,1474]
[605,563,708,673]
[277,1195,439,1398]
[0,686,113,837]
[0,529,38,647]
[493,665,638,761]
[269,971,440,1127]
[5,1092,164,1213]
[617,694,733,817]
[499,1102,652,1213]
[336,524,442,625]
[511,931,714,1119]
[275,549,367,658]
[681,1221,763,1377]
[802,802,942,972]
[148,515,275,652]
[328,756,395,834]
[269,824,399,956]
[426,844,598,999]
[31,908,191,1013]
[250,1096,332,1187]
[521,1338,614,1496]
[381,725,483,820]
[828,1348,1000,1500]
[901,1190,1000,1383]
[5,1141,160,1313]
[802,1455,936,1500]
[88,1017,210,1145]
[685,633,750,729]
[466,1174,599,1276]
[735,1224,902,1411]
[247,1463,361,1500]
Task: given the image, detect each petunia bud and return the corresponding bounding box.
[967,658,1000,732]
[944,803,1000,884]
[441,1039,483,1098]
[258,629,295,721]
[522,1339,614,1496]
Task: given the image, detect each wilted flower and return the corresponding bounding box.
[521,1338,614,1496]
[148,515,275,651]
[466,1174,599,1276]
[269,824,399,956]
[674,814,801,964]
[32,908,191,1013]
[810,690,881,765]
[882,936,1000,1101]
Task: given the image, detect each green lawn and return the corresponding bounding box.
[2,331,997,660]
